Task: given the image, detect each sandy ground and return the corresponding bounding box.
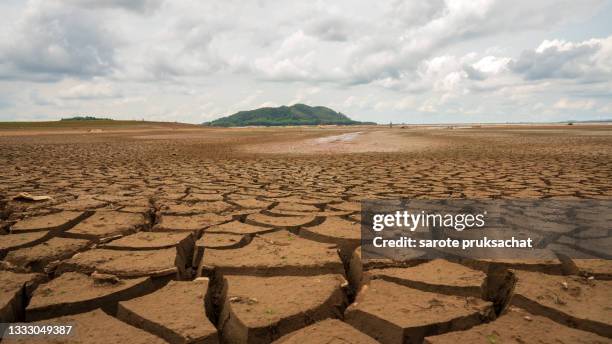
[0,123,611,343]
[243,130,445,154]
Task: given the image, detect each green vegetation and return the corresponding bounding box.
[205,104,375,127]
[60,116,112,121]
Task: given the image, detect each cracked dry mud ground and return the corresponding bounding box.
[1,125,611,343]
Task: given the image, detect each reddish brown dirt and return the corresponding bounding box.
[424,306,610,343]
[511,270,612,337]
[117,279,218,344]
[57,247,183,278]
[207,221,273,235]
[5,237,91,272]
[244,130,443,154]
[346,279,495,343]
[198,231,344,276]
[10,211,87,233]
[0,124,611,342]
[101,232,194,251]
[367,259,487,298]
[154,214,232,233]
[0,270,44,322]
[0,231,49,257]
[245,213,317,228]
[26,272,153,321]
[217,274,347,343]
[3,309,167,344]
[272,318,379,343]
[66,211,146,242]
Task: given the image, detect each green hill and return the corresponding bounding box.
[206,104,373,127]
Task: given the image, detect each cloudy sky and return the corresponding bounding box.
[1,0,611,124]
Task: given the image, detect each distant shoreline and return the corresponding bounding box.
[1,118,611,129]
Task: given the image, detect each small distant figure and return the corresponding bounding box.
[389,121,393,128]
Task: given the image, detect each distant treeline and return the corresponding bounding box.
[564,119,612,123]
[60,116,112,121]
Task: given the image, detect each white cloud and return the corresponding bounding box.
[0,0,610,123]
[59,82,121,99]
[64,0,163,13]
[553,98,596,110]
[512,37,612,81]
[472,56,511,75]
[258,101,280,108]
[305,17,352,42]
[0,0,115,81]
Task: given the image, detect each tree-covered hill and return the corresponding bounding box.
[205,104,374,127]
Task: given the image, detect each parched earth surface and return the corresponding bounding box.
[1,124,611,343]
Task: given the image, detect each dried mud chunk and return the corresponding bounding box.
[348,247,366,292]
[119,206,151,214]
[573,259,612,279]
[0,231,49,257]
[5,237,90,272]
[348,246,428,293]
[369,259,486,297]
[10,211,86,233]
[265,196,332,205]
[58,248,181,278]
[312,210,355,217]
[219,274,347,344]
[199,231,343,276]
[160,201,233,215]
[511,270,612,337]
[272,319,377,344]
[102,231,194,250]
[246,213,316,228]
[207,220,272,235]
[196,233,247,249]
[26,272,153,321]
[92,194,142,204]
[192,233,248,272]
[231,198,273,209]
[247,190,290,198]
[155,214,232,232]
[183,193,224,202]
[55,197,107,211]
[425,306,610,344]
[0,271,44,322]
[117,280,218,344]
[2,309,166,344]
[11,192,51,202]
[348,213,361,223]
[328,202,361,212]
[270,202,320,214]
[345,279,494,344]
[226,209,261,217]
[299,216,360,251]
[67,211,145,241]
